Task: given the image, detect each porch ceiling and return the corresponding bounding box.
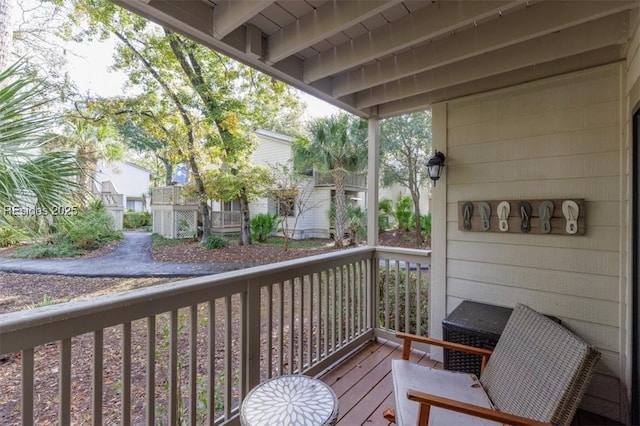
[110,0,638,119]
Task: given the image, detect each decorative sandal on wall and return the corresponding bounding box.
[497,201,510,232]
[478,202,491,231]
[538,200,554,234]
[462,202,474,230]
[562,200,579,234]
[518,201,532,233]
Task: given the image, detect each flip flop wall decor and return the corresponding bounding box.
[457,199,585,235]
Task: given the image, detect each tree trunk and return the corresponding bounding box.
[239,187,252,246]
[158,156,173,186]
[0,0,13,72]
[334,168,347,248]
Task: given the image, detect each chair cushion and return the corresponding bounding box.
[479,304,600,426]
[392,360,501,426]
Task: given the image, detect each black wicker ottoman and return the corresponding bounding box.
[442,301,513,377]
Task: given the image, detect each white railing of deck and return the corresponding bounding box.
[0,247,430,425]
[153,186,199,205]
[211,211,242,228]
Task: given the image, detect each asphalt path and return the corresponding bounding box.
[0,232,256,277]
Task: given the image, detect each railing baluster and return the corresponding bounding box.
[394,260,400,332]
[266,285,273,379]
[207,301,215,426]
[350,263,355,339]
[307,274,313,368]
[278,283,284,376]
[21,348,34,426]
[169,311,178,426]
[224,296,232,420]
[93,330,103,426]
[297,276,304,372]
[189,305,197,426]
[331,269,336,352]
[288,280,294,374]
[146,317,156,426]
[384,259,390,330]
[314,273,321,363]
[59,338,71,425]
[337,267,343,348]
[322,270,329,358]
[405,264,411,334]
[416,264,422,334]
[122,322,132,425]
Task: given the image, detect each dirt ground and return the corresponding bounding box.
[0,230,425,424]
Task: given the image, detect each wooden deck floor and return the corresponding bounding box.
[319,338,621,426]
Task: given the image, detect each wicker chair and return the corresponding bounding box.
[386,303,601,426]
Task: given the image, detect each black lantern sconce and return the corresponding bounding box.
[427,150,446,186]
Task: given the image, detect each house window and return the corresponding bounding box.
[126,199,144,212]
[223,199,241,212]
[269,197,295,217]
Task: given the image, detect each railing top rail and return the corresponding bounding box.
[0,246,380,354]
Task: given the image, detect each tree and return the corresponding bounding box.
[294,113,367,248]
[0,62,81,232]
[380,110,432,247]
[67,0,303,244]
[268,161,316,250]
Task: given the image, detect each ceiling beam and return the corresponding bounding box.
[213,0,274,39]
[356,14,628,109]
[302,0,523,83]
[266,0,402,64]
[333,0,638,98]
[377,47,622,118]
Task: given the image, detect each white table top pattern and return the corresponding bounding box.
[240,375,338,426]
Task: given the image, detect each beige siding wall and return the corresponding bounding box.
[623,9,640,420]
[434,64,626,421]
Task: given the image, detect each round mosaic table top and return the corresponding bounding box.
[240,375,339,426]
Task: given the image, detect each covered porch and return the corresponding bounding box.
[1,0,639,424]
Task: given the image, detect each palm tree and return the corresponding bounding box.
[0,62,81,232]
[294,113,367,248]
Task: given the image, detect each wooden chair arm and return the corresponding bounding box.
[396,332,493,373]
[407,389,552,426]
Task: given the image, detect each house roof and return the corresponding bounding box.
[111,0,638,119]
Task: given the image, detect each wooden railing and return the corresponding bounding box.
[153,186,199,205]
[0,247,430,425]
[211,211,242,228]
[314,172,367,189]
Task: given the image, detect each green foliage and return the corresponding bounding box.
[346,204,366,243]
[11,199,122,258]
[151,232,182,248]
[0,226,20,247]
[378,199,393,214]
[378,267,429,335]
[123,210,152,229]
[25,295,56,310]
[394,195,414,231]
[421,213,432,241]
[202,235,227,250]
[0,61,82,234]
[250,213,277,243]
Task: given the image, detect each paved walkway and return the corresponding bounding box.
[0,232,257,277]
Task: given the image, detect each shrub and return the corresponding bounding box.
[202,235,227,249]
[0,226,19,247]
[60,200,122,250]
[394,195,414,231]
[123,211,152,229]
[250,213,277,243]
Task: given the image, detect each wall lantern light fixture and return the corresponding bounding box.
[427,150,446,186]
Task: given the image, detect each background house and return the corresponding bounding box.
[94,160,151,212]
